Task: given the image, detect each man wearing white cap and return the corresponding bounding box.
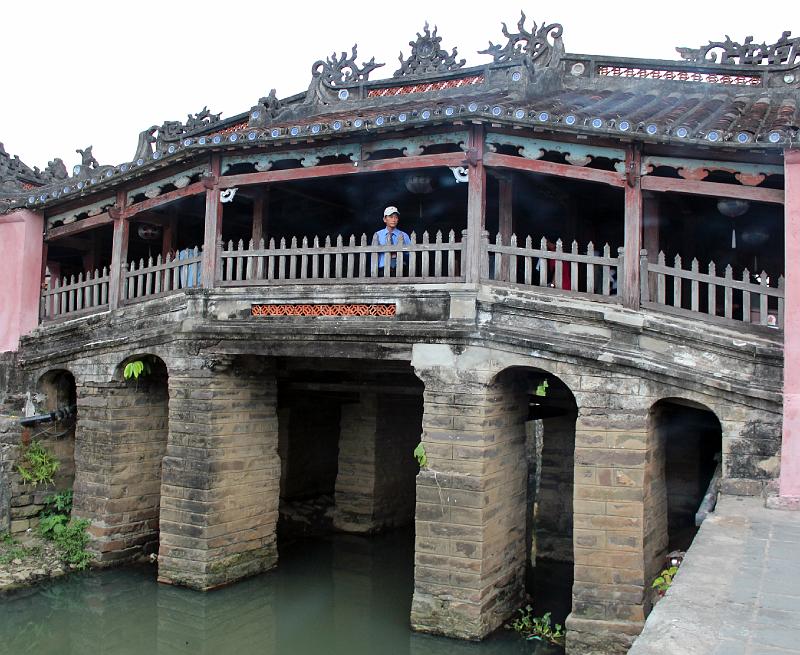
[374,206,411,272]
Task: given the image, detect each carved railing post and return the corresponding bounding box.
[640,249,650,302]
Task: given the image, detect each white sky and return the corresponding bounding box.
[0,0,792,169]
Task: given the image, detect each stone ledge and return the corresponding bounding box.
[765,494,800,511]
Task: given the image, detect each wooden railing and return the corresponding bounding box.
[219,231,464,285]
[123,247,203,304]
[486,235,621,299]
[41,267,110,320]
[642,251,784,328]
[38,237,785,333]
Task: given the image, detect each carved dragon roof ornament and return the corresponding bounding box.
[393,23,466,78]
[480,12,564,70]
[250,88,287,127]
[677,31,800,66]
[312,45,384,87]
[303,45,385,106]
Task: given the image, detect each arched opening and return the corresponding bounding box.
[111,354,169,557]
[31,369,77,517]
[494,366,577,627]
[650,399,722,552]
[274,357,423,628]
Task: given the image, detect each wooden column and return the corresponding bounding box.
[623,145,643,309]
[780,149,800,501]
[202,155,222,288]
[465,124,487,284]
[251,187,269,245]
[161,212,178,258]
[108,190,129,310]
[498,174,513,281]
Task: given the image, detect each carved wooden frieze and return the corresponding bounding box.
[222,145,361,174]
[642,155,782,185]
[46,196,115,228]
[486,134,626,171]
[126,165,207,204]
[362,132,468,159]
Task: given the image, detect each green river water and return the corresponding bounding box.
[0,531,563,655]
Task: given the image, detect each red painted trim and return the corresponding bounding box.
[220,152,465,187]
[641,175,784,204]
[485,152,626,188]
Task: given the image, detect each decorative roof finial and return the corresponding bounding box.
[393,23,466,78]
[677,31,799,66]
[480,12,564,70]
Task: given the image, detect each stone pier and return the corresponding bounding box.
[334,391,421,533]
[158,357,280,590]
[410,354,528,639]
[73,372,168,562]
[566,399,657,655]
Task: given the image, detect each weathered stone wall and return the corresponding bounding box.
[73,369,168,562]
[158,357,280,590]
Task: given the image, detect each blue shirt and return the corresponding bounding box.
[374,227,411,268]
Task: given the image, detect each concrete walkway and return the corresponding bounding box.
[629,496,800,655]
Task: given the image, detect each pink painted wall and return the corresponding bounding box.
[782,149,800,498]
[0,209,44,352]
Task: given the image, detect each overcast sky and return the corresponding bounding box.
[1,0,792,169]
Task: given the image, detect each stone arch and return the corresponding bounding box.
[492,365,578,625]
[35,368,77,491]
[648,397,723,553]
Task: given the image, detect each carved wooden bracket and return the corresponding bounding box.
[108,206,122,220]
[202,173,218,190]
[463,147,481,167]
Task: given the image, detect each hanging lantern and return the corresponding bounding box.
[717,199,749,249]
[137,223,161,240]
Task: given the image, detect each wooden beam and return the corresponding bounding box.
[623,145,643,310]
[465,124,486,284]
[220,152,466,188]
[45,212,113,240]
[641,175,784,205]
[122,180,207,218]
[485,152,626,188]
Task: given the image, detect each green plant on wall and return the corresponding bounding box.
[413,442,427,468]
[123,358,152,381]
[651,566,679,595]
[16,441,59,486]
[507,607,565,646]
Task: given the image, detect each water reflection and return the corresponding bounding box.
[0,531,561,655]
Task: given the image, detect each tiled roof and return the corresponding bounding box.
[2,23,798,214]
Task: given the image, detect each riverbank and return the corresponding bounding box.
[0,532,69,592]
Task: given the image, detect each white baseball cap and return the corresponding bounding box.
[383,206,400,217]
